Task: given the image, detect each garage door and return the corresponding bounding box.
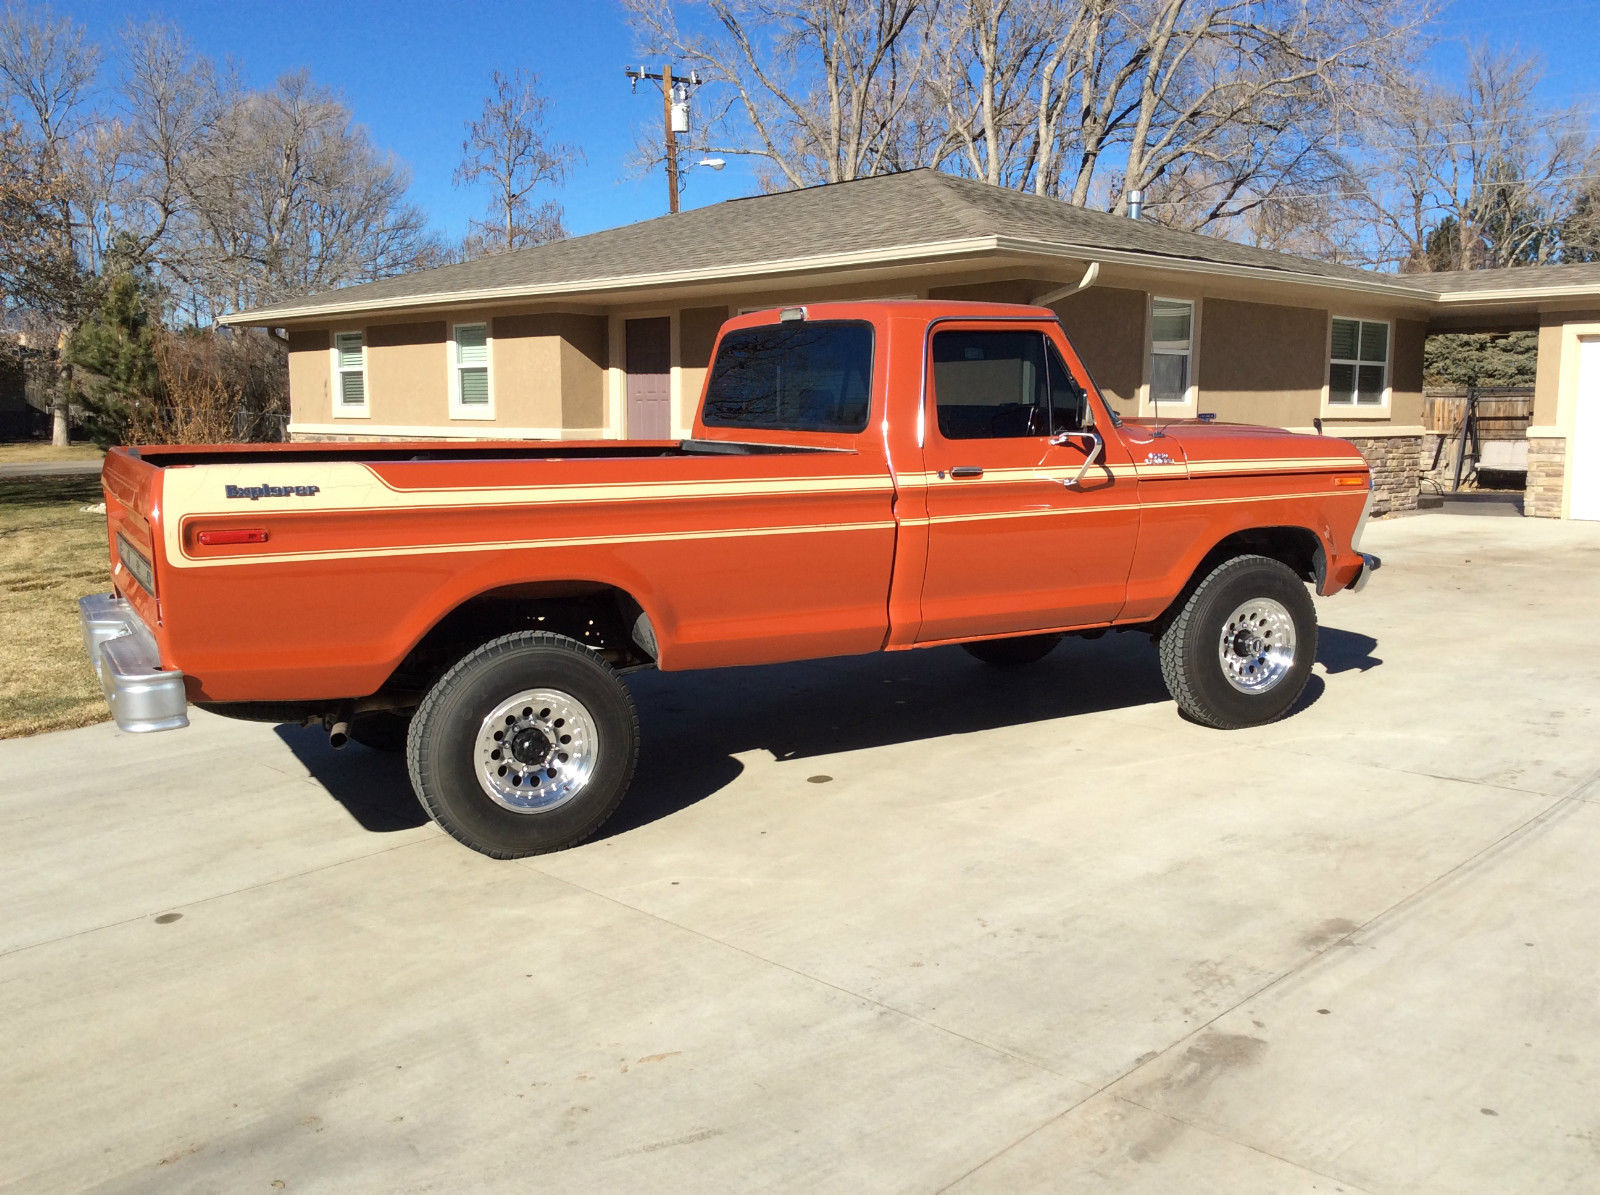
[1575,337,1600,521]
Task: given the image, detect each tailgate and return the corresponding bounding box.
[100,447,166,640]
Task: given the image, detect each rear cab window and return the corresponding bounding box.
[702,321,874,434]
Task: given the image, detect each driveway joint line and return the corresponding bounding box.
[934,760,1600,1192]
[516,857,1082,1087]
[0,833,440,961]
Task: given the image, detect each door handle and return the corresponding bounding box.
[949,466,984,479]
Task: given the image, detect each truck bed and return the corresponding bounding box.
[131,439,846,469]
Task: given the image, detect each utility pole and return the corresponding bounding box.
[625,65,701,214]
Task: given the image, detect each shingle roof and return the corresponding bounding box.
[1405,262,1600,294]
[221,168,1600,324]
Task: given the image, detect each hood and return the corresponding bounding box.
[1114,418,1369,477]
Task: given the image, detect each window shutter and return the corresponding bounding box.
[455,324,488,366]
[1151,299,1192,346]
[1359,321,1388,364]
[1330,319,1359,361]
[335,332,363,370]
[340,370,365,406]
[458,367,489,405]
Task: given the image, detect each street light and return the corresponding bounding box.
[696,158,725,171]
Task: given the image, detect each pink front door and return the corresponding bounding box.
[625,318,672,439]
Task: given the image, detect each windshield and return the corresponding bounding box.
[701,321,873,434]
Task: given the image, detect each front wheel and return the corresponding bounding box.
[1158,555,1317,729]
[407,632,639,858]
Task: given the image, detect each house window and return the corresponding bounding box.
[451,322,492,418]
[1329,317,1388,406]
[333,332,366,415]
[1149,298,1194,408]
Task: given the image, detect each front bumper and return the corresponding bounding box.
[1348,552,1382,593]
[78,593,189,732]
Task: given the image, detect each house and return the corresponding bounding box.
[221,169,1600,519]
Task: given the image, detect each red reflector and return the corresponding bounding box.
[197,529,269,546]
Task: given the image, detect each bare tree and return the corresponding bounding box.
[455,68,574,256]
[1356,46,1593,271]
[629,0,1425,245]
[626,0,933,190]
[0,1,100,442]
[165,70,437,319]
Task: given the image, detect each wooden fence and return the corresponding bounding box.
[1422,388,1532,441]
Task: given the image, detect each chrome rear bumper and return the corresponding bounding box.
[78,593,189,732]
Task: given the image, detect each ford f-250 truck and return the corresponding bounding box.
[81,300,1379,858]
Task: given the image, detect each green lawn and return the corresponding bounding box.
[0,474,112,737]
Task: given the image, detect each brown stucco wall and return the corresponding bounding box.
[492,314,569,429]
[287,329,331,424]
[679,305,729,412]
[1533,321,1563,427]
[1389,319,1425,427]
[1195,299,1325,427]
[364,320,447,425]
[557,314,606,429]
[1050,286,1146,412]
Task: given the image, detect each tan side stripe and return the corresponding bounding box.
[169,518,898,570]
[895,458,1365,487]
[904,489,1352,527]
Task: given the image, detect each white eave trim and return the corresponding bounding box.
[221,230,1598,327]
[988,235,1436,303]
[220,237,1004,325]
[1431,284,1600,304]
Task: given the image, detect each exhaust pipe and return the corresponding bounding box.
[328,720,350,749]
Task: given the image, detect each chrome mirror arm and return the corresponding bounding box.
[1049,429,1104,487]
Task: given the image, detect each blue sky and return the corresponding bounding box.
[53,0,1600,243]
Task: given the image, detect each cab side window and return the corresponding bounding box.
[932,331,1050,440]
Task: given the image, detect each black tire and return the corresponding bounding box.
[348,710,411,753]
[407,632,639,858]
[1158,554,1317,729]
[962,633,1063,667]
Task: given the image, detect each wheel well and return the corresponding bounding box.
[1154,526,1325,634]
[386,582,657,700]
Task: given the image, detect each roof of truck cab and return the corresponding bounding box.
[728,299,1057,323]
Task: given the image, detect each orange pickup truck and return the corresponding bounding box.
[81,300,1379,857]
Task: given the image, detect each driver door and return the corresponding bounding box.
[915,322,1139,643]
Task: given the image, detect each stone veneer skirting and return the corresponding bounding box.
[1525,437,1567,519]
[1344,434,1421,517]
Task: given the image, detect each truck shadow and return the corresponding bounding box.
[273,626,1375,840]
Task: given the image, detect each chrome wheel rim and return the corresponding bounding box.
[1217,598,1297,694]
[474,688,599,813]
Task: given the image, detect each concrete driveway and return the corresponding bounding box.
[5,514,1600,1194]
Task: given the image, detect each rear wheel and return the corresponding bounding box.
[962,633,1063,668]
[1158,554,1316,729]
[407,632,639,858]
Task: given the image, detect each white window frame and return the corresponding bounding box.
[1143,296,1198,415]
[1325,315,1391,414]
[331,331,368,418]
[449,321,495,420]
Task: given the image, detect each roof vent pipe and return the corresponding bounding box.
[1126,189,1144,220]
